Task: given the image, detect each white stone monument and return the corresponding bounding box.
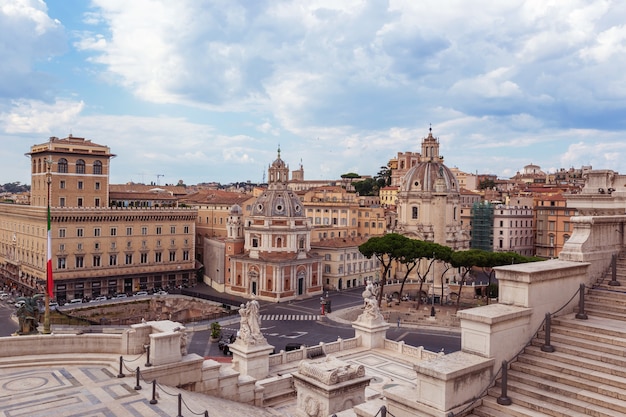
[293,356,371,417]
[352,280,389,349]
[229,296,274,380]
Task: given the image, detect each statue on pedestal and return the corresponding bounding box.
[15,294,42,335]
[237,296,267,345]
[356,280,384,323]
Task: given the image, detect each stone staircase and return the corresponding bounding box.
[465,254,626,417]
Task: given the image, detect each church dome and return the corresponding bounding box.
[400,161,459,193]
[252,147,304,218]
[229,204,243,215]
[399,128,459,193]
[251,190,304,217]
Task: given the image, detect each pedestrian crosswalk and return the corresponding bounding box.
[260,314,321,321]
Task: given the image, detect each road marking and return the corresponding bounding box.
[261,314,320,321]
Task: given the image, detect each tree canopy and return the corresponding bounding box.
[361,234,542,310]
[359,233,409,306]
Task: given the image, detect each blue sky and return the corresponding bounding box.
[1,0,626,186]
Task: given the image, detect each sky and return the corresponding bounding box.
[1,0,626,186]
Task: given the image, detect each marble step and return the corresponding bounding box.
[510,359,626,399]
[586,291,626,305]
[527,333,626,364]
[581,306,626,322]
[534,328,626,357]
[523,344,626,378]
[551,314,626,340]
[472,400,555,417]
[503,368,626,415]
[483,387,598,417]
[0,353,120,370]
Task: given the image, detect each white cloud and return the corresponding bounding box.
[0,99,84,133]
[0,0,65,100]
[4,0,626,185]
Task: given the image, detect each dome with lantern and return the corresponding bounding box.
[251,148,305,218]
[399,128,459,194]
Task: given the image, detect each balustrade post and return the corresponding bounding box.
[575,283,588,320]
[149,380,158,404]
[117,356,124,378]
[134,367,141,390]
[609,254,621,286]
[541,313,555,353]
[145,344,152,367]
[177,393,183,417]
[497,360,512,406]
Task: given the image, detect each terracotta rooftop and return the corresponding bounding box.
[180,189,253,205]
[311,236,369,248]
[110,184,190,197]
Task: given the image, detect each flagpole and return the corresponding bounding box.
[43,157,52,334]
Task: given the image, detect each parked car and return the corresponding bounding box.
[0,293,9,300]
[155,290,168,296]
[115,294,127,299]
[135,291,149,296]
[92,295,108,302]
[285,343,304,352]
[14,300,25,308]
[49,301,58,310]
[68,298,83,304]
[218,334,236,355]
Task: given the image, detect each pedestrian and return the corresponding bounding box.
[397,317,401,328]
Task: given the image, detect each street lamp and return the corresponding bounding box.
[42,156,53,334]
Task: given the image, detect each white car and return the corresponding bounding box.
[115,294,127,299]
[0,293,9,300]
[135,291,149,297]
[92,296,108,302]
[14,300,25,308]
[68,298,83,304]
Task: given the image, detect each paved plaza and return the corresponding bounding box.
[0,296,462,417]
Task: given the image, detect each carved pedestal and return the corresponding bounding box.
[293,356,371,417]
[229,339,274,380]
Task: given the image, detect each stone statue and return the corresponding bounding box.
[15,294,42,335]
[247,297,261,336]
[356,280,384,323]
[236,297,267,345]
[177,327,188,356]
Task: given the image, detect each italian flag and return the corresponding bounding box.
[47,204,53,298]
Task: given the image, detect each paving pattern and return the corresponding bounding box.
[0,365,283,417]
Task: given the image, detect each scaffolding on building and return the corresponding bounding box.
[471,201,494,251]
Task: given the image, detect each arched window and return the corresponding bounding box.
[93,160,102,175]
[76,159,85,174]
[58,158,68,173]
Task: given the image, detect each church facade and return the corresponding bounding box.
[225,150,323,302]
[394,129,471,287]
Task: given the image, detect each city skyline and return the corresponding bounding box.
[1,1,626,186]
